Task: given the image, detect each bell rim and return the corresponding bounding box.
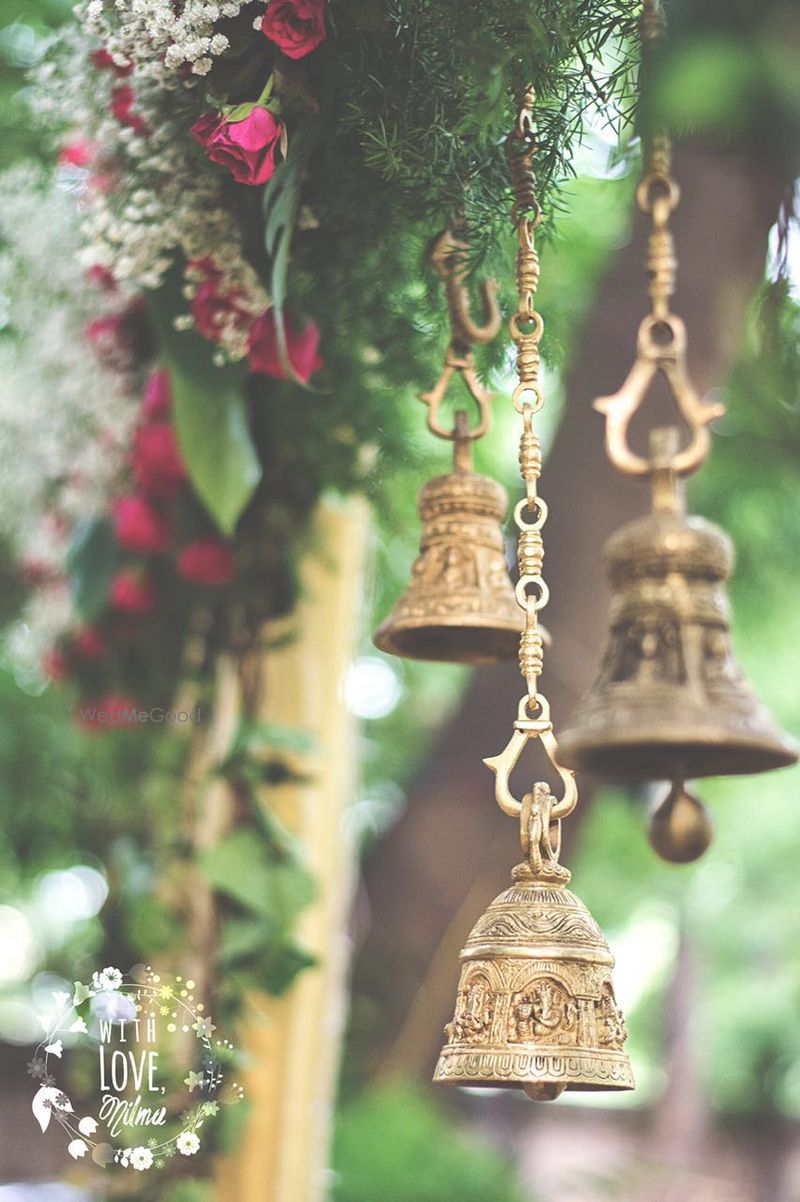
[433,1046,635,1093]
[558,726,799,781]
[373,614,523,664]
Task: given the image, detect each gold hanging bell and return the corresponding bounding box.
[558,424,798,782]
[373,231,523,665]
[373,464,522,664]
[434,701,634,1099]
[559,78,798,787]
[434,867,634,1098]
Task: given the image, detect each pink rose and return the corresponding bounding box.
[73,626,107,659]
[177,539,236,585]
[248,310,323,382]
[142,369,172,418]
[261,0,327,59]
[113,496,171,554]
[59,137,95,168]
[132,423,187,497]
[191,107,283,186]
[110,569,156,615]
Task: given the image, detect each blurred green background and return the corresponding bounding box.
[1,2,800,1200]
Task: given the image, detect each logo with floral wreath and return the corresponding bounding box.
[28,964,244,1173]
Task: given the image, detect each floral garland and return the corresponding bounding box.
[2,0,637,713]
[0,2,337,710]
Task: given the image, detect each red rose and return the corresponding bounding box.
[73,626,107,659]
[113,496,171,554]
[191,107,283,186]
[111,85,147,134]
[248,310,323,382]
[191,278,250,345]
[261,0,327,59]
[86,265,116,292]
[43,649,68,682]
[91,48,133,77]
[132,423,187,497]
[177,539,236,585]
[142,369,172,418]
[110,569,156,614]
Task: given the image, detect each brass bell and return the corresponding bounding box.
[373,466,522,663]
[434,861,634,1098]
[559,494,797,780]
[374,229,524,664]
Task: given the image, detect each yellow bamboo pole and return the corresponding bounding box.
[216,495,369,1202]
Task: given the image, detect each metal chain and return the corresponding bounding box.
[594,0,724,481]
[481,87,582,881]
[636,0,680,330]
[506,87,548,705]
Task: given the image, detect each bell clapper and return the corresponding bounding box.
[647,779,714,864]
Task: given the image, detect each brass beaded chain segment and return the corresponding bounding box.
[478,86,579,885]
[506,87,549,704]
[598,0,725,484]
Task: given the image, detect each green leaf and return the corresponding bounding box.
[262,119,323,382]
[148,283,262,535]
[201,828,315,923]
[228,718,316,758]
[260,940,317,995]
[66,516,119,622]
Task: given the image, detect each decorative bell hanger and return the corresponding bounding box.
[557,0,797,862]
[435,88,633,1100]
[373,231,524,664]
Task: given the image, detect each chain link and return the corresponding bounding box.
[506,88,548,703]
[637,2,680,332]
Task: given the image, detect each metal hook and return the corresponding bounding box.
[482,695,578,822]
[418,232,502,445]
[595,315,725,479]
[429,231,502,350]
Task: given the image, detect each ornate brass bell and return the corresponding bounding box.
[373,231,523,664]
[373,467,522,663]
[434,701,634,1099]
[559,88,798,789]
[558,446,798,780]
[433,865,634,1098]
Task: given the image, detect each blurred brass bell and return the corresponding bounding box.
[373,465,522,663]
[558,499,798,781]
[559,425,797,781]
[434,859,634,1098]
